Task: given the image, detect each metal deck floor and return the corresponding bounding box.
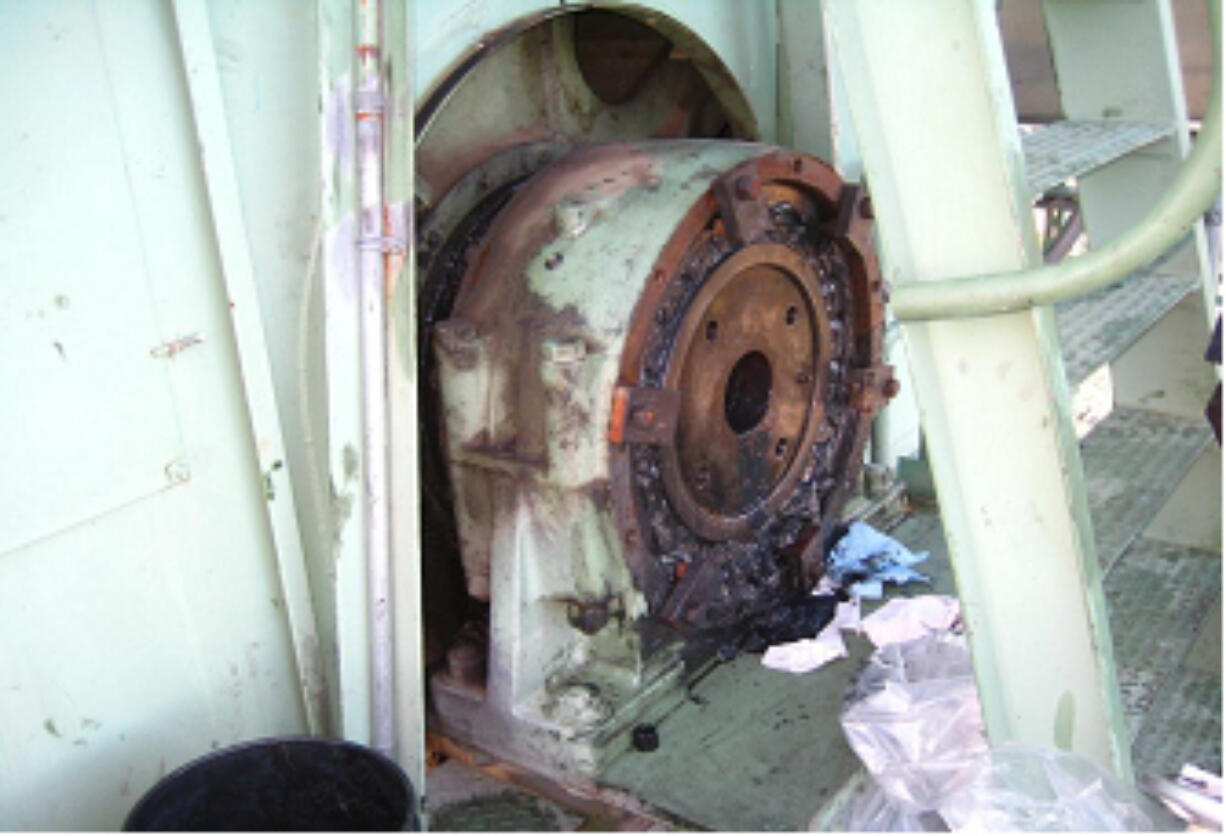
[597,408,1220,830]
[425,412,1220,831]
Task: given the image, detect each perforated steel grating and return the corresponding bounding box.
[1078,408,1211,571]
[1056,273,1199,387]
[1132,665,1223,778]
[1102,538,1220,740]
[1022,120,1173,195]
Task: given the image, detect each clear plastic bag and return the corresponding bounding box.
[833,631,1156,831]
[833,776,937,832]
[938,743,1156,832]
[840,632,989,814]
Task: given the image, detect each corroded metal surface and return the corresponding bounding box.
[436,141,891,637]
[426,139,891,780]
[414,11,757,665]
[614,151,890,631]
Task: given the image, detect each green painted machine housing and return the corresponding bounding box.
[430,144,764,776]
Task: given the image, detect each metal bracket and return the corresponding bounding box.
[608,386,681,445]
[713,171,770,245]
[354,88,385,118]
[358,235,407,254]
[834,182,873,239]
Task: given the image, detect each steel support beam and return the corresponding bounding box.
[385,0,426,803]
[172,0,325,735]
[828,0,1133,779]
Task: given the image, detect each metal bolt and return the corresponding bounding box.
[555,198,593,238]
[631,408,656,429]
[434,318,479,357]
[568,601,611,635]
[542,338,587,364]
[446,642,485,686]
[164,459,191,485]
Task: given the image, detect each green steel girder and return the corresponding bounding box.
[828,0,1134,780]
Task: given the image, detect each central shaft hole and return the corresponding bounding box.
[723,350,772,435]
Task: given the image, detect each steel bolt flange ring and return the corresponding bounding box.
[658,243,833,541]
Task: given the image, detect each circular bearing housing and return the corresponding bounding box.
[659,243,833,542]
[435,141,892,637]
[612,150,891,632]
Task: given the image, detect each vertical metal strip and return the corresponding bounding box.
[319,0,372,744]
[383,0,427,801]
[170,0,325,733]
[355,0,395,758]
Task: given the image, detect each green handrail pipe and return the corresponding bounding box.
[890,0,1221,322]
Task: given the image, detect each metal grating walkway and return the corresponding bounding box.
[1104,538,1220,740]
[1078,408,1211,571]
[1021,120,1173,195]
[1055,273,1200,387]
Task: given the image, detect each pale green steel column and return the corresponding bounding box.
[828,0,1133,779]
[385,0,427,803]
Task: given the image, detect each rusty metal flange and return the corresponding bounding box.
[609,151,895,632]
[657,242,834,541]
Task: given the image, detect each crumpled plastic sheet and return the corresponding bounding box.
[762,594,960,675]
[841,632,988,814]
[826,521,931,599]
[940,743,1157,831]
[828,632,1157,831]
[860,595,960,648]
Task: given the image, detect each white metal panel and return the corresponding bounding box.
[0,1,311,827]
[0,1,185,555]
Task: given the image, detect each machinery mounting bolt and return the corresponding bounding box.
[630,408,656,429]
[446,642,485,686]
[542,338,587,364]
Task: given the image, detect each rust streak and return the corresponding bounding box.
[608,386,630,444]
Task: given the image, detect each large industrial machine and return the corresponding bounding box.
[416,10,895,776]
[0,0,1216,828]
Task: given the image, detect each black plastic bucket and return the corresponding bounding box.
[123,737,416,831]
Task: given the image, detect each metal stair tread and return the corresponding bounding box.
[1056,272,1200,386]
[1021,120,1173,195]
[1079,407,1211,572]
[1102,537,1220,742]
[1132,664,1223,778]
